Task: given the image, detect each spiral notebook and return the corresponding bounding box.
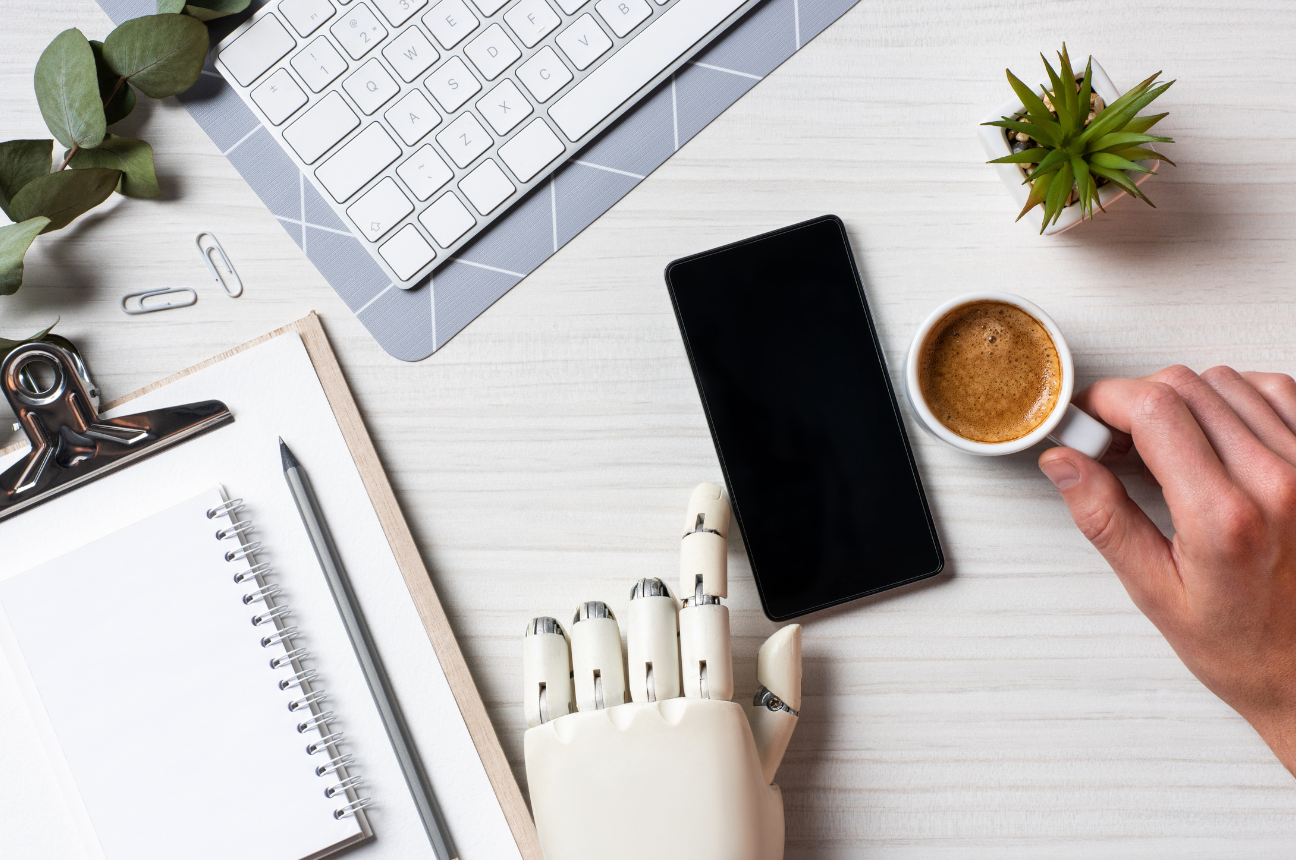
[0,316,540,860]
[0,487,370,860]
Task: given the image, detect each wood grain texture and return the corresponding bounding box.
[4,0,1296,856]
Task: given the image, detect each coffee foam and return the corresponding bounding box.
[918,300,1062,443]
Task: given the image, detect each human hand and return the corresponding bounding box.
[1037,366,1296,773]
[520,484,802,860]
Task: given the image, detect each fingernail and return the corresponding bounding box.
[1041,459,1081,490]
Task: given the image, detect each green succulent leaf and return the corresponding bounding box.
[1016,175,1051,222]
[1080,78,1172,144]
[1005,69,1059,129]
[90,40,137,125]
[1122,112,1169,134]
[34,29,107,150]
[1041,162,1074,230]
[1090,131,1173,153]
[0,320,60,364]
[1112,146,1177,167]
[1070,155,1094,218]
[66,134,159,198]
[7,167,121,232]
[1025,147,1070,181]
[988,149,1046,165]
[1089,165,1150,204]
[1077,59,1094,127]
[103,14,209,99]
[0,140,54,220]
[1057,45,1079,120]
[1090,152,1154,174]
[984,119,1060,149]
[1040,55,1074,130]
[0,217,51,295]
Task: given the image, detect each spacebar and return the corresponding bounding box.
[548,0,747,141]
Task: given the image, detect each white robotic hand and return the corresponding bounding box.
[521,484,803,860]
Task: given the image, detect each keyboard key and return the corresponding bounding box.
[219,14,296,86]
[347,176,414,240]
[292,36,348,91]
[424,57,481,112]
[497,118,564,181]
[504,0,560,48]
[470,0,510,15]
[343,58,399,113]
[251,68,308,124]
[436,112,491,167]
[383,27,438,81]
[372,0,427,26]
[331,4,388,59]
[423,0,478,48]
[379,224,436,279]
[464,24,521,80]
[459,159,515,214]
[554,0,588,13]
[397,144,453,199]
[283,91,359,162]
[555,15,611,71]
[551,0,746,140]
[595,0,649,37]
[385,89,440,144]
[315,123,401,200]
[280,0,336,36]
[476,79,532,134]
[419,192,475,246]
[517,46,572,102]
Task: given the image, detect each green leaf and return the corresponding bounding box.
[67,134,159,198]
[8,168,121,232]
[1040,53,1073,130]
[1080,78,1172,144]
[157,0,185,10]
[1090,131,1173,152]
[1070,155,1093,218]
[1025,147,1069,181]
[1090,165,1150,204]
[0,140,53,220]
[178,0,251,21]
[1090,152,1153,174]
[0,217,51,295]
[103,14,209,99]
[0,321,59,361]
[983,118,1060,148]
[1006,69,1060,130]
[1111,146,1177,167]
[1077,57,1093,129]
[1057,44,1079,121]
[90,40,136,126]
[1041,162,1074,231]
[1016,175,1051,222]
[1122,112,1168,134]
[34,29,106,150]
[989,149,1047,165]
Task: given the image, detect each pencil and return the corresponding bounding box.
[280,438,456,860]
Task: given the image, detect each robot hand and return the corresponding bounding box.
[521,484,803,860]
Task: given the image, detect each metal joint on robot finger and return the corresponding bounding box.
[573,601,615,624]
[630,577,674,600]
[680,577,722,609]
[526,616,569,639]
[754,684,799,717]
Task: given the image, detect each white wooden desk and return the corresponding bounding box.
[4,1,1296,856]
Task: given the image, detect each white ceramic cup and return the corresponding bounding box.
[904,292,1113,459]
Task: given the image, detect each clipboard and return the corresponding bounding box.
[0,314,542,860]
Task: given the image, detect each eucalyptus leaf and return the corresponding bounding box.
[157,0,185,11]
[90,40,136,125]
[8,168,121,232]
[67,135,159,198]
[176,0,251,21]
[0,217,52,296]
[34,29,106,150]
[0,140,53,220]
[103,14,209,99]
[0,319,59,361]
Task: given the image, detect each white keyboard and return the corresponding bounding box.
[215,0,760,288]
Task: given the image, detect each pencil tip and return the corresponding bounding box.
[279,438,298,471]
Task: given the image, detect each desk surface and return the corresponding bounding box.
[5,1,1296,856]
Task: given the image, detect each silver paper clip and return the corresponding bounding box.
[196,232,243,298]
[121,287,198,315]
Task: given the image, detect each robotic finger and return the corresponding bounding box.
[678,483,734,702]
[626,578,680,703]
[570,602,627,711]
[523,617,575,728]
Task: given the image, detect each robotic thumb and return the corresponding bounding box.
[744,624,802,785]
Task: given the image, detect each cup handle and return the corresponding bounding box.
[1047,404,1114,460]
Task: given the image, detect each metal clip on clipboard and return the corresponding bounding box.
[0,340,233,521]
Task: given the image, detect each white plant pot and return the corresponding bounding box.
[978,58,1161,236]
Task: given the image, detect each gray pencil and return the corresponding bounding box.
[280,438,456,860]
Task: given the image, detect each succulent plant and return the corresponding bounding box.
[983,45,1175,232]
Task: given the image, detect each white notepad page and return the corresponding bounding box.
[0,488,366,860]
[0,332,522,860]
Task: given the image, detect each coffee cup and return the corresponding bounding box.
[904,292,1112,459]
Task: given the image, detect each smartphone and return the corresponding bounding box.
[665,215,943,620]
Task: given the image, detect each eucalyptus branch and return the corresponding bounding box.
[55,145,79,172]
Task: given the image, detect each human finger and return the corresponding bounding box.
[522,617,575,727]
[626,578,681,703]
[570,602,627,711]
[1072,384,1132,462]
[1145,365,1275,477]
[745,625,802,785]
[1241,372,1296,435]
[1200,367,1296,468]
[679,483,733,701]
[1080,377,1233,519]
[1039,447,1182,617]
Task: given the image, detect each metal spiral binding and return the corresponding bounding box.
[213,497,372,822]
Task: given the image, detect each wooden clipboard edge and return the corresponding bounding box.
[13,314,542,860]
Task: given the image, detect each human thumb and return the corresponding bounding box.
[1038,447,1178,614]
[745,625,801,785]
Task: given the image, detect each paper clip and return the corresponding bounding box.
[121,287,198,315]
[196,232,243,298]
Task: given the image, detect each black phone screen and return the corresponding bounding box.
[665,215,943,620]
